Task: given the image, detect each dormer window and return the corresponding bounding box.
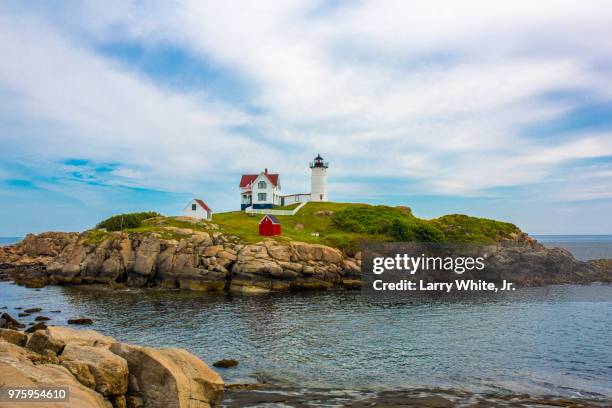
[258,180,267,189]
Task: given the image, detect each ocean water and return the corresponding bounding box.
[1,282,610,401]
[533,235,612,261]
[0,237,21,247]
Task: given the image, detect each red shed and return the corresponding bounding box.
[259,215,281,236]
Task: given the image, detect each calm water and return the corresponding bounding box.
[0,237,21,246]
[533,235,612,261]
[1,282,611,400]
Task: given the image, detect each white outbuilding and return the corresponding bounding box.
[183,199,213,221]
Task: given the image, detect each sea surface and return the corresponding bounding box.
[533,235,612,261]
[0,237,21,246]
[1,282,611,402]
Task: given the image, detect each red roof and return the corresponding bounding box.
[259,215,281,224]
[239,172,279,187]
[194,199,211,213]
[239,174,258,188]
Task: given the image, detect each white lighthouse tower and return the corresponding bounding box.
[310,154,328,202]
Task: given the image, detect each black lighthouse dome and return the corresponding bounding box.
[310,154,328,168]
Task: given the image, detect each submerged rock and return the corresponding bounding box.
[0,312,24,329]
[213,359,239,368]
[25,322,48,333]
[68,317,94,325]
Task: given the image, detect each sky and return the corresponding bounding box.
[1,0,612,236]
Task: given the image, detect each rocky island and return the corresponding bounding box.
[1,203,610,291]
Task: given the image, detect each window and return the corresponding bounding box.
[258,181,267,189]
[258,193,267,201]
[191,204,196,211]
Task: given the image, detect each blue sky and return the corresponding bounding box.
[1,1,612,236]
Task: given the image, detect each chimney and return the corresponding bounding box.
[265,168,268,174]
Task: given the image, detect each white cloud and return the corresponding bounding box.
[1,0,612,205]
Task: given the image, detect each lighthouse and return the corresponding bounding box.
[310,154,328,202]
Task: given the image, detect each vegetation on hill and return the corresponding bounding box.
[330,205,445,242]
[96,212,160,231]
[90,203,521,255]
[431,214,520,243]
[211,202,520,254]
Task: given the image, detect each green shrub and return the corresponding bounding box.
[332,205,414,233]
[389,219,445,242]
[331,205,445,242]
[431,214,519,243]
[96,212,160,231]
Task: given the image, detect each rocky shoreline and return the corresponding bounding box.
[1,229,611,292]
[0,324,223,408]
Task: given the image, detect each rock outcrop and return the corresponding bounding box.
[1,230,362,292]
[1,228,610,291]
[0,326,224,408]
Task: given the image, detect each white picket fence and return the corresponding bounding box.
[244,201,307,216]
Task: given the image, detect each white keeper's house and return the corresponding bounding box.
[183,199,213,220]
[239,154,329,210]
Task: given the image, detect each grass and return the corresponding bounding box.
[85,216,221,244]
[88,202,522,255]
[212,202,521,254]
[274,202,302,210]
[213,202,368,250]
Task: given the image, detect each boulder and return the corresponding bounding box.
[0,339,109,408]
[264,243,293,262]
[119,238,134,272]
[0,328,27,346]
[290,242,343,264]
[26,329,65,355]
[62,360,97,389]
[24,307,42,313]
[201,245,223,257]
[82,243,110,283]
[100,253,125,282]
[129,236,161,285]
[110,343,224,408]
[61,343,128,397]
[26,326,116,355]
[56,243,88,282]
